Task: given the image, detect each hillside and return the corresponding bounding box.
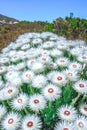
[0,14,87,51]
[0,14,19,24]
[0,20,49,51]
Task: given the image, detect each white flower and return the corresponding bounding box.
[0,86,19,101]
[31,62,45,73]
[0,105,7,121]
[28,94,47,112]
[1,112,21,130]
[41,32,54,39]
[0,66,7,74]
[27,59,36,69]
[21,44,30,50]
[13,42,23,49]
[74,115,87,130]
[41,50,50,56]
[49,36,58,41]
[17,50,25,57]
[20,51,28,60]
[38,56,52,65]
[11,55,20,62]
[51,72,67,87]
[77,54,87,63]
[0,57,9,64]
[73,80,87,94]
[27,48,41,59]
[50,49,63,58]
[8,50,16,57]
[10,77,22,87]
[56,57,70,67]
[5,71,20,81]
[21,70,34,83]
[32,74,47,88]
[11,93,29,111]
[68,62,82,72]
[20,38,30,44]
[64,69,79,81]
[79,103,87,116]
[32,38,42,45]
[42,83,61,101]
[26,50,36,59]
[47,71,56,81]
[15,62,26,70]
[57,43,68,50]
[35,47,43,56]
[54,121,75,130]
[43,41,55,49]
[7,65,16,71]
[21,114,42,130]
[70,48,81,57]
[1,47,10,53]
[75,45,86,52]
[57,105,77,122]
[47,62,57,70]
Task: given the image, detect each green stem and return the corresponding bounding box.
[29,86,34,94]
[2,101,6,106]
[35,111,40,115]
[24,108,29,114]
[81,94,87,102]
[70,93,81,106]
[19,110,25,117]
[20,87,23,93]
[48,101,52,108]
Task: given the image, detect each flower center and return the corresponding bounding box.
[60,60,65,62]
[57,76,62,80]
[8,89,13,94]
[9,72,12,76]
[68,72,72,76]
[78,122,84,128]
[84,107,87,111]
[72,64,77,68]
[30,60,34,64]
[24,54,26,57]
[9,67,13,69]
[42,58,46,61]
[17,98,22,103]
[79,83,84,88]
[44,52,47,54]
[27,121,33,127]
[34,99,39,104]
[26,74,30,78]
[64,110,70,116]
[8,118,14,124]
[47,43,50,45]
[61,44,64,46]
[3,58,6,61]
[0,67,3,70]
[82,56,86,59]
[14,56,17,59]
[50,64,54,67]
[79,45,82,48]
[48,88,54,93]
[63,128,69,130]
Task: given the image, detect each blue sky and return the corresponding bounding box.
[0,0,87,22]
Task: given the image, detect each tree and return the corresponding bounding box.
[70,12,74,19]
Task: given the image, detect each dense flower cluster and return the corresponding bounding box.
[0,32,87,130]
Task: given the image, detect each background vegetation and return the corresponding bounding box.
[0,13,87,51]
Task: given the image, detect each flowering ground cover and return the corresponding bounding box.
[0,32,87,130]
